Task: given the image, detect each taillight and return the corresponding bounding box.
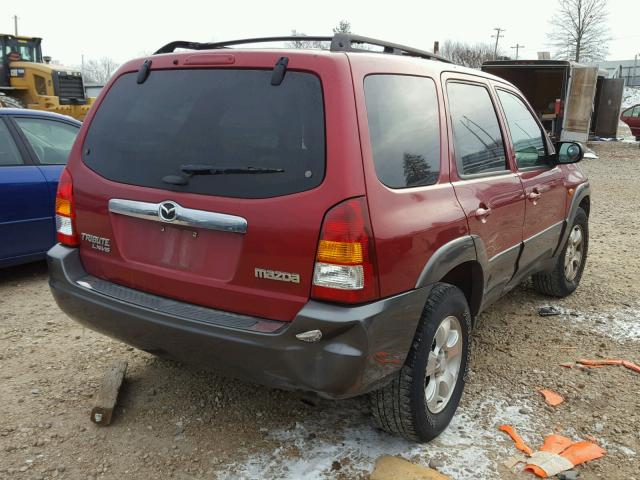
[311,197,379,303]
[55,168,79,247]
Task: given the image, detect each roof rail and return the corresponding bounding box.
[154,33,451,63]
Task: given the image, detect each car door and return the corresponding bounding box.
[0,117,52,264]
[11,116,80,208]
[622,105,640,137]
[444,77,526,306]
[633,106,640,136]
[494,87,567,276]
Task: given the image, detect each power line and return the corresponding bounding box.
[511,43,525,60]
[492,28,505,60]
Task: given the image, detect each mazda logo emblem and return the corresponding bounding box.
[159,201,178,222]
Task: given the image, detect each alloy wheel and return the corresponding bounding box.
[424,315,463,414]
[564,225,584,281]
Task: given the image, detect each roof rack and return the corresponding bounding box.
[154,33,451,63]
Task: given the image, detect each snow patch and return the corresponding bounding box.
[546,304,640,341]
[622,87,640,109]
[616,445,637,457]
[599,439,636,457]
[223,395,540,479]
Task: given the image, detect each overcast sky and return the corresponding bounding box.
[4,0,639,68]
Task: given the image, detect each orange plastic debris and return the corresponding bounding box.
[539,389,564,407]
[524,464,545,477]
[539,434,573,454]
[560,440,606,465]
[622,360,640,374]
[499,425,534,455]
[578,359,623,366]
[559,362,574,369]
[525,462,565,478]
[577,358,640,374]
[502,427,607,478]
[523,438,606,478]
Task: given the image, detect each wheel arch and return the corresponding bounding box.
[415,236,485,318]
[555,182,590,256]
[439,261,484,318]
[578,194,590,217]
[569,182,590,221]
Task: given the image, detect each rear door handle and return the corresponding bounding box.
[475,206,491,222]
[528,190,542,202]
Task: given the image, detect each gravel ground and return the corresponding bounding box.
[1,142,639,480]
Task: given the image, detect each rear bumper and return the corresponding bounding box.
[47,245,430,398]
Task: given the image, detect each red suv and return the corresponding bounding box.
[47,34,590,442]
[620,104,640,140]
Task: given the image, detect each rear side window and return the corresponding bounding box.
[0,120,23,166]
[15,118,78,165]
[364,75,440,188]
[82,69,325,199]
[447,82,507,176]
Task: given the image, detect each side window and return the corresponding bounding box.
[14,118,79,165]
[0,120,24,166]
[497,90,548,169]
[364,75,440,188]
[633,106,640,118]
[447,82,507,176]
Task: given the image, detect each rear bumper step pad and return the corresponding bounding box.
[75,274,282,333]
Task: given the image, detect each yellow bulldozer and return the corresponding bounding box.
[0,34,94,120]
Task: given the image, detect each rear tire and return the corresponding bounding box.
[0,94,25,109]
[370,283,471,442]
[532,207,588,297]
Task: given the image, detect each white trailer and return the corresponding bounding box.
[482,60,621,142]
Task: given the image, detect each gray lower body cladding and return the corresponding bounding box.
[47,245,430,399]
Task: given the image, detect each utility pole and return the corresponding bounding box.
[492,28,505,60]
[511,44,525,60]
[634,54,639,87]
[13,15,19,36]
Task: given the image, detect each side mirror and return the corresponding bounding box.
[556,142,584,164]
[43,56,52,64]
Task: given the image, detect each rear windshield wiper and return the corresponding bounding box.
[180,164,284,175]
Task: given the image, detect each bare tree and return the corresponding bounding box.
[333,20,351,34]
[83,57,119,84]
[286,30,325,49]
[548,0,610,62]
[440,40,497,68]
[287,21,352,49]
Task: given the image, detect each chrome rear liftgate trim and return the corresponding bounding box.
[108,199,248,234]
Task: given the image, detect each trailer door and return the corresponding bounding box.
[561,66,598,142]
[593,78,624,138]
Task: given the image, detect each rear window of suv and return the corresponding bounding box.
[364,75,440,188]
[82,69,325,199]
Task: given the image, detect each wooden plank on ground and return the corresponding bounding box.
[371,455,450,480]
[90,361,128,426]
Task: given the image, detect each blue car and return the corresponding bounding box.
[0,108,81,267]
